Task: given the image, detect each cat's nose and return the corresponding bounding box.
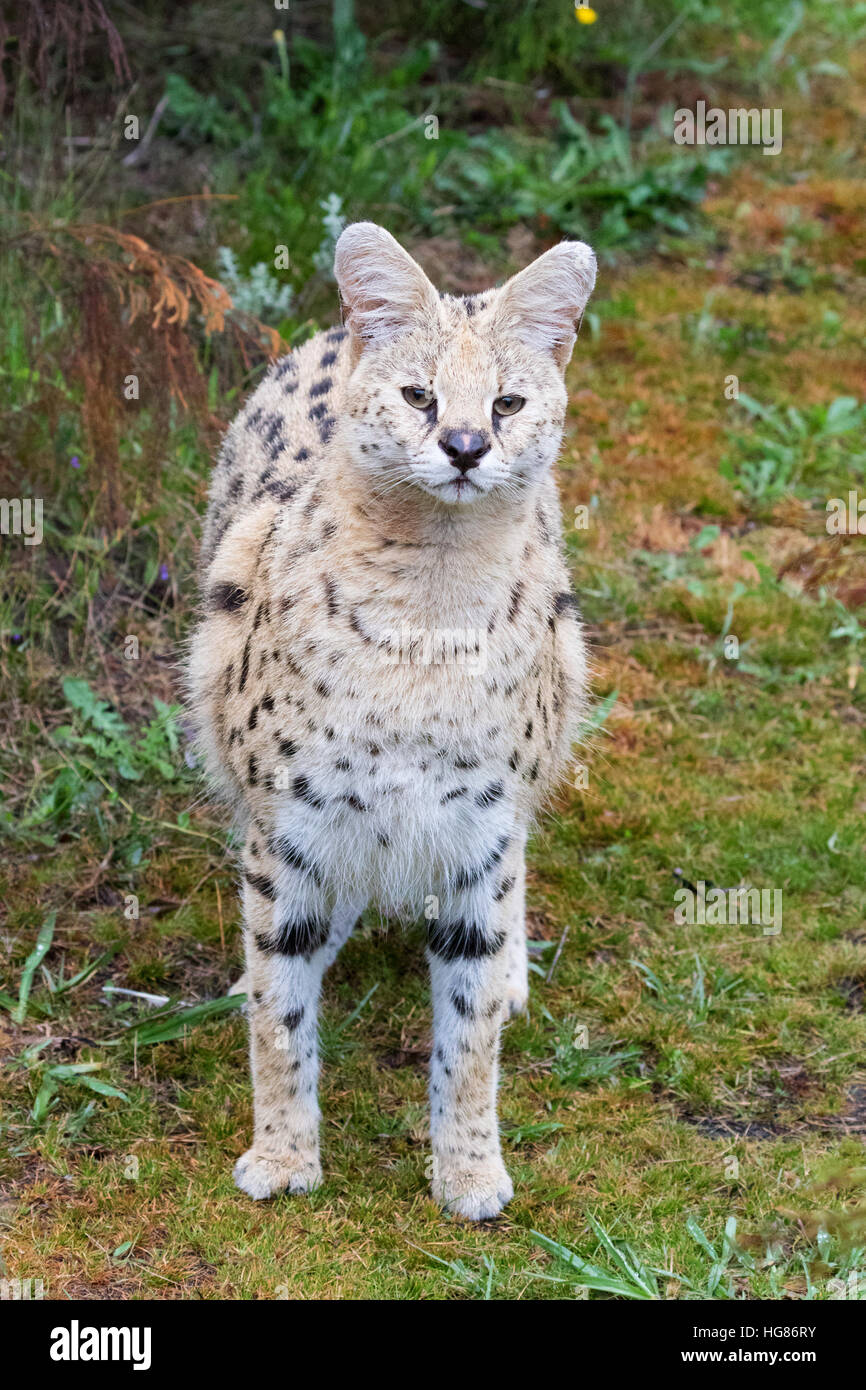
[438,429,490,473]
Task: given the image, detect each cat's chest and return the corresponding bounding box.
[271,727,517,912]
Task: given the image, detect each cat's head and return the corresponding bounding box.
[334,222,596,507]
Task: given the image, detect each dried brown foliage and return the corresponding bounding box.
[60,222,236,336]
[0,0,130,108]
[9,215,284,527]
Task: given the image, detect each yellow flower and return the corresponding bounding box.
[574,4,597,21]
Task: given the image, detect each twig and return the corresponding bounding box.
[122,94,169,167]
[545,923,570,984]
[216,879,225,953]
[102,985,171,1007]
[118,193,238,221]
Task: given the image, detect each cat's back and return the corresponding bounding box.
[200,325,351,569]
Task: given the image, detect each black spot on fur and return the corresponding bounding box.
[263,917,329,957]
[248,754,258,785]
[238,636,252,692]
[554,590,579,616]
[507,581,524,622]
[494,875,516,902]
[293,774,325,809]
[451,992,474,1019]
[244,870,276,901]
[428,919,507,962]
[278,737,298,759]
[282,1007,305,1031]
[310,377,332,397]
[320,349,338,367]
[454,835,509,890]
[261,413,286,461]
[440,786,468,804]
[209,582,246,613]
[476,780,504,808]
[267,481,298,503]
[271,837,323,886]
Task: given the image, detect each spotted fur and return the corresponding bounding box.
[188,223,596,1219]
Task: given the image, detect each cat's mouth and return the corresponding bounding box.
[432,475,484,502]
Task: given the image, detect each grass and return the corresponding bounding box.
[1,4,866,1300]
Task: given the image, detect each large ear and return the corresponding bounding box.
[334,222,440,350]
[493,240,596,370]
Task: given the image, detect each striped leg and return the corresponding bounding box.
[233,843,360,1199]
[426,843,523,1220]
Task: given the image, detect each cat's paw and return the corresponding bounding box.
[502,979,529,1019]
[233,1148,321,1200]
[433,1160,514,1221]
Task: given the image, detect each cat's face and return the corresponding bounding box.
[335,224,596,507]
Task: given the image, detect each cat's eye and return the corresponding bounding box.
[402,385,435,410]
[493,394,525,417]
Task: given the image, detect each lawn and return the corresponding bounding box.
[1,1,865,1300]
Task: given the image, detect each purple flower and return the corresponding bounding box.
[70,456,80,468]
[11,633,21,643]
[159,564,169,582]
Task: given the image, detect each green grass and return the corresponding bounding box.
[1,4,866,1300]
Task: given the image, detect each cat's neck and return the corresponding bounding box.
[328,452,548,631]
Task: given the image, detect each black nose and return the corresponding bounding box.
[438,429,490,474]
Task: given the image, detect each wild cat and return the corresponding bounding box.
[187,223,596,1219]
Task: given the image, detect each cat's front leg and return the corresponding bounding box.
[233,848,332,1200]
[426,867,517,1220]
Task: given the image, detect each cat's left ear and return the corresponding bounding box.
[493,240,596,371]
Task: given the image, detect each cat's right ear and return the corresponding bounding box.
[334,223,439,350]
